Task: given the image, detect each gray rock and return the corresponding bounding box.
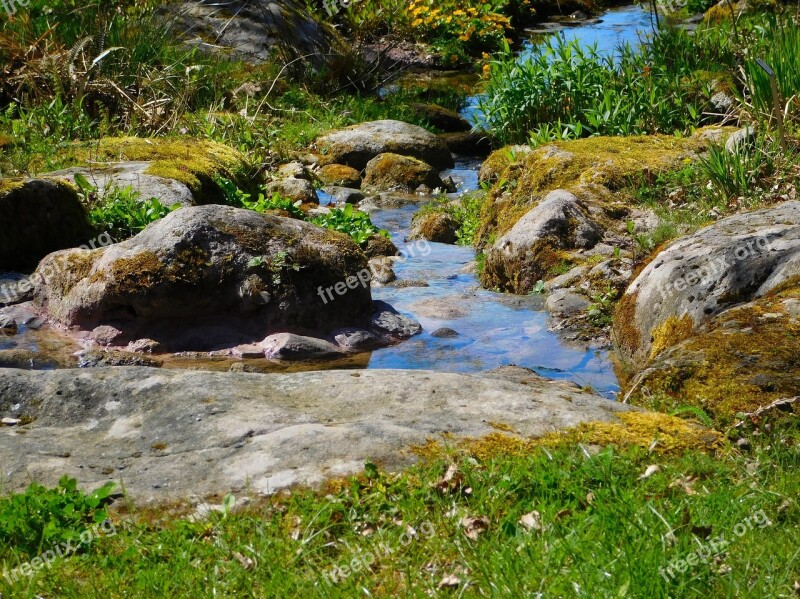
[544,266,588,292]
[545,290,591,316]
[316,120,454,170]
[0,179,93,270]
[264,177,319,204]
[431,327,459,338]
[77,349,163,368]
[484,190,603,293]
[370,300,422,338]
[276,162,310,180]
[32,205,373,351]
[617,201,800,366]
[262,333,342,360]
[0,367,635,501]
[91,325,124,346]
[369,257,397,285]
[167,0,330,63]
[0,274,32,307]
[48,163,196,208]
[725,126,755,153]
[332,328,383,352]
[362,153,446,194]
[363,235,399,260]
[0,314,17,335]
[323,186,365,205]
[410,212,458,244]
[409,296,469,320]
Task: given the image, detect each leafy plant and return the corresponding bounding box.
[248,251,302,286]
[244,193,305,220]
[479,28,715,144]
[86,182,180,240]
[587,285,619,327]
[0,476,115,557]
[311,203,389,247]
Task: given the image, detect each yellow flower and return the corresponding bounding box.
[453,9,465,15]
[412,18,423,26]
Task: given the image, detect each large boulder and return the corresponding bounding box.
[315,120,454,170]
[32,205,374,350]
[0,367,637,500]
[362,153,446,193]
[167,0,330,63]
[615,201,800,368]
[0,179,94,270]
[47,162,196,209]
[49,137,255,206]
[482,190,603,293]
[410,211,459,244]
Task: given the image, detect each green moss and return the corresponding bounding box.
[318,164,362,188]
[0,178,25,196]
[626,287,800,427]
[478,132,733,245]
[99,250,166,295]
[415,411,722,461]
[649,314,695,361]
[61,137,256,204]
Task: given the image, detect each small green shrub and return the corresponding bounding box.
[0,476,115,557]
[80,178,180,240]
[311,204,389,246]
[244,193,306,219]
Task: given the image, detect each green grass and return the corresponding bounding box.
[0,419,797,597]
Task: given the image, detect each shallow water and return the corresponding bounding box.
[320,160,619,398]
[462,3,654,127]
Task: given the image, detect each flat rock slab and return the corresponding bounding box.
[0,367,634,503]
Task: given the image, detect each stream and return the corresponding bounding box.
[0,5,658,399]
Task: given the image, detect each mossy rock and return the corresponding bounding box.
[33,205,373,350]
[0,179,93,270]
[410,211,459,244]
[622,286,800,428]
[58,137,256,205]
[614,200,800,369]
[477,130,732,247]
[411,103,471,133]
[417,411,722,460]
[317,164,362,189]
[362,153,445,193]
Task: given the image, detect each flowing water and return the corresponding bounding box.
[1,6,656,398]
[320,159,619,398]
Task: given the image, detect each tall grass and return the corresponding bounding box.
[479,31,713,145]
[741,15,800,126]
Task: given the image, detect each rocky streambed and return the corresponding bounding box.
[2,5,798,506]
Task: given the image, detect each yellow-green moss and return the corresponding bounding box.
[99,251,166,295]
[318,164,362,187]
[704,0,742,22]
[414,411,721,461]
[59,137,255,203]
[627,287,800,426]
[479,131,734,245]
[0,178,26,196]
[649,314,695,361]
[613,290,642,359]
